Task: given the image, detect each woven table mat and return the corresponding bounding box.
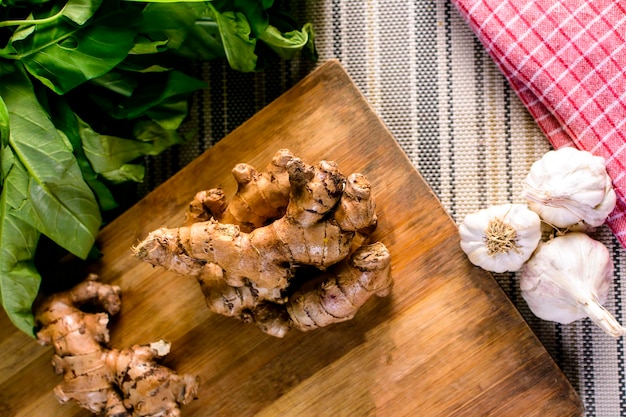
[139,1,626,415]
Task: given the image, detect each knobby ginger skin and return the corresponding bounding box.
[288,242,392,331]
[35,275,199,416]
[134,149,393,337]
[185,149,295,230]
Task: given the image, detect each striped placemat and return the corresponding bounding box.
[139,1,626,415]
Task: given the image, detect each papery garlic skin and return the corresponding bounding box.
[520,232,625,338]
[459,204,541,273]
[522,147,616,228]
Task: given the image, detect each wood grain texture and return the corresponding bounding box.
[0,60,583,417]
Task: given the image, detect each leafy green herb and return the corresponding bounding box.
[1,69,101,258]
[0,0,315,336]
[0,97,41,335]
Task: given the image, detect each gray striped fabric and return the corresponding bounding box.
[139,1,626,415]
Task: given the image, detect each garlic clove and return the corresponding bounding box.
[520,232,625,338]
[459,204,542,273]
[522,147,616,228]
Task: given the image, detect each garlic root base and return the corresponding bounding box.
[583,298,626,338]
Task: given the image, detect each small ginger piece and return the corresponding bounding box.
[185,149,295,230]
[111,341,198,417]
[35,274,199,416]
[287,242,392,331]
[334,173,378,234]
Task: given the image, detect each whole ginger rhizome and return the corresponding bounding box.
[134,149,393,338]
[35,274,199,417]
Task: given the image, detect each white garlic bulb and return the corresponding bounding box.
[522,147,616,228]
[459,204,542,273]
[520,232,625,338]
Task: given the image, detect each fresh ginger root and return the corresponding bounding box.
[35,274,199,417]
[185,148,294,231]
[134,150,392,337]
[287,242,392,331]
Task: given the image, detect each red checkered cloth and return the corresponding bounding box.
[452,0,626,249]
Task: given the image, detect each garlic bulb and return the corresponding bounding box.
[520,232,625,338]
[522,147,616,228]
[459,204,542,273]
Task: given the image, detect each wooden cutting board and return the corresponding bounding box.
[0,60,583,417]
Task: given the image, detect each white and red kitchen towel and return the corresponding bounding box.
[452,0,626,249]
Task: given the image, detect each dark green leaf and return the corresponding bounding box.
[232,0,268,37]
[48,96,118,211]
[112,70,206,127]
[9,4,138,94]
[79,117,184,184]
[79,117,151,183]
[208,3,257,72]
[89,71,139,97]
[115,58,172,74]
[0,68,101,259]
[0,95,9,148]
[137,2,202,51]
[133,119,185,154]
[144,100,189,131]
[131,3,225,61]
[99,164,144,183]
[258,22,315,60]
[61,0,104,26]
[171,20,226,61]
[0,150,41,337]
[0,0,49,6]
[0,61,17,77]
[129,35,170,55]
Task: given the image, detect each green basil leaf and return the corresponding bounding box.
[98,163,145,184]
[0,68,101,259]
[79,117,183,184]
[48,96,118,211]
[112,70,206,128]
[135,3,226,61]
[137,2,201,51]
[61,0,104,26]
[116,60,172,73]
[144,100,189,131]
[208,3,257,72]
[0,95,9,148]
[89,71,139,97]
[0,152,41,337]
[133,119,185,153]
[258,22,314,60]
[172,20,226,61]
[129,35,170,55]
[232,0,268,37]
[79,118,152,182]
[57,128,118,209]
[9,3,138,94]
